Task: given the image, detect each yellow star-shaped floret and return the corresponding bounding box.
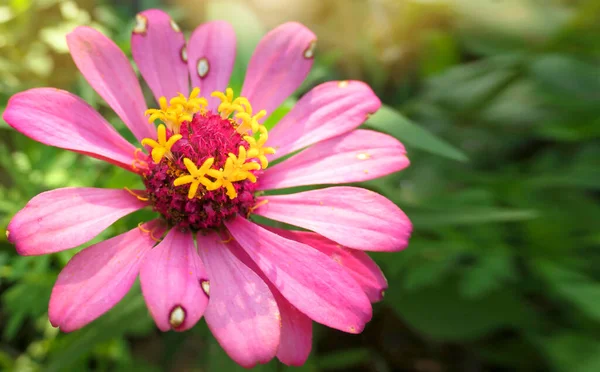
[244,125,276,169]
[173,157,217,199]
[207,146,260,199]
[141,124,182,164]
[169,87,208,114]
[236,109,266,134]
[211,88,248,118]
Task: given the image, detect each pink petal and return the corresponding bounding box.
[266,227,388,302]
[2,88,138,171]
[49,220,165,332]
[131,9,189,101]
[275,293,313,366]
[241,22,315,118]
[67,26,155,143]
[267,81,381,161]
[197,233,280,368]
[225,217,372,333]
[7,188,147,256]
[187,21,236,110]
[259,129,409,190]
[226,241,313,366]
[139,228,208,332]
[253,187,411,252]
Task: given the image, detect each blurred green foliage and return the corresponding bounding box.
[1,0,599,371]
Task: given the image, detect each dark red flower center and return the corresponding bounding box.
[141,111,258,231]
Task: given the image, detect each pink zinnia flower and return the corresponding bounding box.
[3,9,411,367]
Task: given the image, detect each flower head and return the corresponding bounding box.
[2,9,411,368]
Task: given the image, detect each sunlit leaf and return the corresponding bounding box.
[366,105,468,162]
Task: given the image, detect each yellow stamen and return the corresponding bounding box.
[141,124,182,164]
[220,231,234,243]
[169,87,208,115]
[124,187,149,201]
[174,157,218,199]
[131,148,149,173]
[248,199,269,214]
[236,109,266,134]
[211,88,248,118]
[207,147,260,199]
[138,222,163,242]
[145,96,191,133]
[244,125,276,169]
[149,230,162,242]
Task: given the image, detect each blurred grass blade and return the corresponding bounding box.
[529,54,600,106]
[535,333,600,372]
[535,261,600,321]
[409,207,539,228]
[366,105,468,162]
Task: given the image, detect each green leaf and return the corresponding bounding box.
[389,280,538,342]
[535,261,600,321]
[366,105,468,162]
[419,30,460,77]
[423,55,522,113]
[535,332,600,372]
[529,54,600,109]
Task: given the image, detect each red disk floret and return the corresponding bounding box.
[142,112,258,231]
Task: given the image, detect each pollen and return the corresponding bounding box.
[357,152,371,160]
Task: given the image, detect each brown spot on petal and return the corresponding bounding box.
[133,14,148,35]
[169,305,185,328]
[170,19,181,32]
[180,45,188,62]
[348,325,358,333]
[303,39,317,59]
[201,280,210,296]
[197,58,209,78]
